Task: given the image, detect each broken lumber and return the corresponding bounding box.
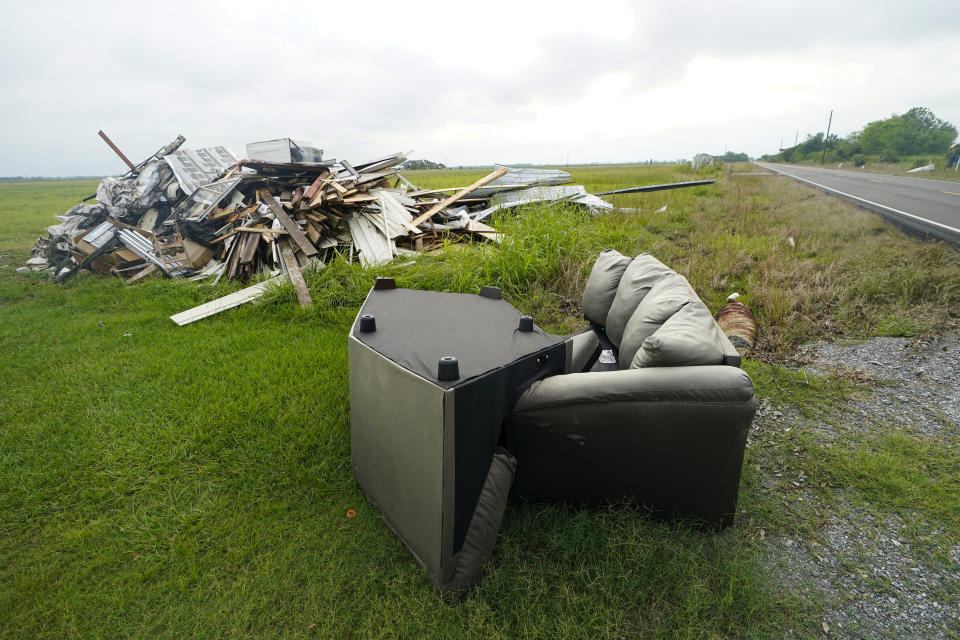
[279,239,314,308]
[169,275,287,325]
[408,167,508,228]
[260,192,319,257]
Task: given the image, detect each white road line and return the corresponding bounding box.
[762,165,960,236]
[767,165,960,187]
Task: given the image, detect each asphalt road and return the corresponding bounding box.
[755,162,960,244]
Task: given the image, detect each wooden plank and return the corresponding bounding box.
[260,192,318,256]
[279,239,314,309]
[212,228,241,244]
[239,232,261,264]
[125,263,158,284]
[226,233,243,279]
[291,186,304,208]
[343,193,377,204]
[304,220,321,244]
[405,184,528,197]
[235,227,289,235]
[303,170,331,200]
[327,180,349,195]
[170,275,287,325]
[408,167,508,228]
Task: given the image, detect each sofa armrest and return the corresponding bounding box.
[563,328,600,374]
[506,365,757,527]
[514,364,755,412]
[718,330,742,367]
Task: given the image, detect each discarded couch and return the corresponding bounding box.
[504,250,758,527]
[349,279,565,593]
[348,252,757,593]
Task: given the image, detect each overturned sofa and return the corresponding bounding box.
[506,250,758,527]
[348,279,565,593]
[348,251,758,592]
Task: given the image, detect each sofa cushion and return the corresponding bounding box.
[618,273,696,369]
[630,300,726,368]
[605,254,674,348]
[582,249,632,325]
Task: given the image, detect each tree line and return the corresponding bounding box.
[760,107,957,166]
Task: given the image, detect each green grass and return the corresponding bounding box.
[811,432,960,541]
[3,164,960,638]
[0,180,99,257]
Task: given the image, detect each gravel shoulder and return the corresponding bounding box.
[752,333,960,639]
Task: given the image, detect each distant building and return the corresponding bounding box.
[692,153,714,170]
[402,159,446,170]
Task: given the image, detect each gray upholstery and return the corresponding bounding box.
[440,449,516,593]
[514,365,756,410]
[604,254,674,347]
[505,250,758,527]
[506,366,756,527]
[631,300,727,368]
[581,249,632,325]
[618,273,695,369]
[564,329,600,374]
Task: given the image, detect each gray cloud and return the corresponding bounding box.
[1,1,957,175]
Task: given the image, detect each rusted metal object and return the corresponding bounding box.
[97,129,137,173]
[716,299,756,352]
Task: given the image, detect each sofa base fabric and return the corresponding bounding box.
[505,366,757,527]
[438,449,517,594]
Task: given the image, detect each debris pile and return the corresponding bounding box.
[20,133,719,322]
[22,135,599,290]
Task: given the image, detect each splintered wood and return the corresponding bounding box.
[177,154,509,284]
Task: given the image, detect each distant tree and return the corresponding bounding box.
[859,107,957,160]
[715,151,749,162]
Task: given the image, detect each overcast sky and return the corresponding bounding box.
[1,0,958,176]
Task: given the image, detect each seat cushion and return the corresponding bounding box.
[582,249,632,325]
[618,273,696,369]
[604,254,674,348]
[630,300,726,368]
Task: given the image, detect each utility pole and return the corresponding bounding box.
[794,131,799,148]
[820,110,833,167]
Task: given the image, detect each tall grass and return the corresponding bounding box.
[284,165,960,353]
[3,164,959,638]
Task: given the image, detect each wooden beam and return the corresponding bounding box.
[279,239,313,308]
[170,275,287,325]
[408,167,508,228]
[260,192,318,256]
[97,130,137,173]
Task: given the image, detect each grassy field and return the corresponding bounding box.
[2,164,959,638]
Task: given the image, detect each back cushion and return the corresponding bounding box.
[617,273,695,369]
[604,254,674,347]
[581,250,632,325]
[630,300,726,368]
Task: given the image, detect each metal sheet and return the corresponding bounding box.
[164,146,239,195]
